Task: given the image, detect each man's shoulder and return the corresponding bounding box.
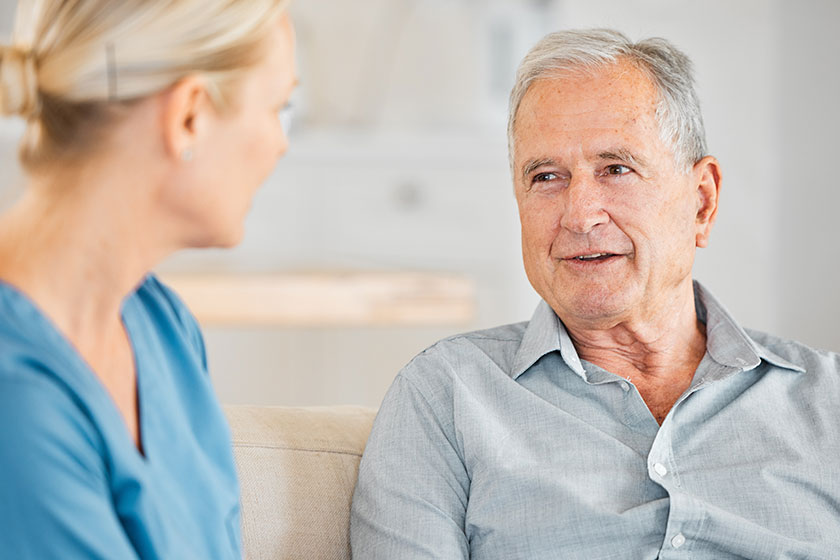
[446,320,530,344]
[422,319,529,356]
[400,320,530,384]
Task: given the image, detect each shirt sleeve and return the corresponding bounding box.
[350,353,471,559]
[0,375,140,559]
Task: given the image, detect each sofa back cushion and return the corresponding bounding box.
[224,405,376,560]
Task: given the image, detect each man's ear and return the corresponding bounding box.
[693,155,722,249]
[159,75,213,162]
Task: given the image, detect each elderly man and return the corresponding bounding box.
[350,29,840,559]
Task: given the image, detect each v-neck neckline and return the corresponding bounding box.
[0,279,149,462]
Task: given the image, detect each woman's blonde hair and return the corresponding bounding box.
[0,0,290,171]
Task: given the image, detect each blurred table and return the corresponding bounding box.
[159,271,475,327]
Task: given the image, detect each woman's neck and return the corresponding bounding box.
[0,161,169,340]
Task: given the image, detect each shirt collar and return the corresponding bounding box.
[510,281,804,381]
[693,281,804,373]
[511,299,585,380]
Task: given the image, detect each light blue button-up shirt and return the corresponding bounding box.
[351,282,840,559]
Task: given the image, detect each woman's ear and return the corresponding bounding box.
[693,155,722,249]
[159,75,213,162]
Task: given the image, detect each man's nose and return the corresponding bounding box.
[559,175,609,233]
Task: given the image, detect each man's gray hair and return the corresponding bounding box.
[508,29,707,173]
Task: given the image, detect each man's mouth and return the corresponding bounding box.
[567,252,618,261]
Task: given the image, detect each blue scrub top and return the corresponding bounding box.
[0,275,242,559]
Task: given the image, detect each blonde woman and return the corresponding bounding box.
[0,0,296,557]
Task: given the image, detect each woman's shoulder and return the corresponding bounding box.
[0,282,80,385]
[0,288,108,455]
[133,274,199,332]
[129,274,206,362]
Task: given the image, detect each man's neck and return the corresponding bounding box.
[563,284,707,423]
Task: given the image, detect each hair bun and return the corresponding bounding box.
[0,46,40,119]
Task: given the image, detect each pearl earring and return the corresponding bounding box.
[182,148,193,162]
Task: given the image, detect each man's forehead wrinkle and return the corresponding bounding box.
[522,93,655,131]
[535,59,657,99]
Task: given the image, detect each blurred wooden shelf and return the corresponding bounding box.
[159,271,475,327]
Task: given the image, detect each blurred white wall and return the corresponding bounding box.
[775,0,840,351]
[0,0,838,407]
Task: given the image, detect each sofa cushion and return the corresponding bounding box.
[224,405,376,560]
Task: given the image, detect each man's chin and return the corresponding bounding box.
[546,286,634,329]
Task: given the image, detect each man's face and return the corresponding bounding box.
[513,60,716,329]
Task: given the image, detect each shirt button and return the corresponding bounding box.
[620,381,630,392]
[671,533,686,548]
[653,463,668,477]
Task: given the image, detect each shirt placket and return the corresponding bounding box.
[645,382,717,559]
[646,418,696,557]
[657,360,749,557]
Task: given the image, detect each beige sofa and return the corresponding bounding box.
[224,405,377,560]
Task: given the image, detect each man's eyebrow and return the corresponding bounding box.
[521,158,556,183]
[597,148,648,169]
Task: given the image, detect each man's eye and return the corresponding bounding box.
[605,164,631,176]
[534,172,558,182]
